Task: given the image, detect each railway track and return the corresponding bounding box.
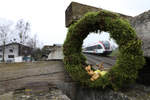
[84,54,116,70]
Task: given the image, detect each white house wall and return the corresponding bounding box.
[0,44,19,62]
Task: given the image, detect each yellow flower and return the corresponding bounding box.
[100,71,107,76]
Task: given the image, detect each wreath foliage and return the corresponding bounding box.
[63,10,145,90]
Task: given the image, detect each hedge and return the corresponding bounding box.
[63,10,145,90]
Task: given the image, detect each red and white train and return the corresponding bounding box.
[83,41,112,55]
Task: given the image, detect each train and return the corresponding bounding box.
[83,41,112,55]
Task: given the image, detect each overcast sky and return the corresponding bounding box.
[0,0,149,46]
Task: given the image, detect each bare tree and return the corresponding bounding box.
[0,23,11,62]
[26,34,39,49]
[16,19,30,44]
[15,19,31,56]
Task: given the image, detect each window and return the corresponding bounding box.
[8,55,14,58]
[97,45,102,49]
[9,49,13,53]
[91,45,97,50]
[86,45,98,51]
[93,45,97,49]
[0,49,2,52]
[0,55,2,58]
[102,41,110,49]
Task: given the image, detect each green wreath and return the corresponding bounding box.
[63,10,145,90]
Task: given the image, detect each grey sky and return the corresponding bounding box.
[0,0,149,46]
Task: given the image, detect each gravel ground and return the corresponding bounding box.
[84,53,116,70]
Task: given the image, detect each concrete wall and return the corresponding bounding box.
[65,2,132,27]
[14,56,23,62]
[130,10,150,57]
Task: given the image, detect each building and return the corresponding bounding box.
[41,45,54,59]
[0,43,32,62]
[47,44,64,60]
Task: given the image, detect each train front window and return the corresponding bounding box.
[97,45,102,49]
[103,41,110,49]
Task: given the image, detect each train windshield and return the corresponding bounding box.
[102,41,110,49]
[97,45,102,49]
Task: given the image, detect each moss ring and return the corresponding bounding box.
[63,10,145,90]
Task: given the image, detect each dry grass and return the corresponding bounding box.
[0,61,64,81]
[0,61,62,71]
